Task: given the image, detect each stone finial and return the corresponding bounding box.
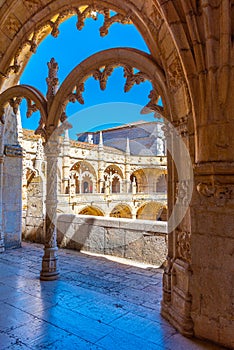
[125,137,130,155]
[63,129,70,145]
[46,57,59,107]
[98,131,103,150]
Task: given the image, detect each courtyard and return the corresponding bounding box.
[0,243,226,350]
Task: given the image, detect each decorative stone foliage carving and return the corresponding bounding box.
[9,97,22,115]
[173,116,189,137]
[176,180,191,206]
[2,14,21,39]
[26,99,38,118]
[167,58,184,91]
[197,182,232,206]
[4,57,21,76]
[67,63,155,107]
[2,6,131,77]
[176,229,191,264]
[143,89,166,118]
[151,5,164,31]
[93,66,114,91]
[68,83,85,105]
[23,0,41,12]
[46,58,59,106]
[76,6,131,37]
[123,65,148,92]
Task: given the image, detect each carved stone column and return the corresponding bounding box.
[161,117,194,336]
[40,138,60,280]
[0,154,4,252]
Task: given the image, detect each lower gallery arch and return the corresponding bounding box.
[78,206,104,217]
[110,204,132,219]
[136,201,164,221]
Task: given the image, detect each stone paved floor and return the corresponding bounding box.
[0,242,227,350]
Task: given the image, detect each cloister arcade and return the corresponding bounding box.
[21,126,167,232]
[0,1,233,348]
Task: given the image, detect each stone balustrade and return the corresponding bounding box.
[57,214,168,267]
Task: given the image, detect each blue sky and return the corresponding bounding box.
[20,14,156,138]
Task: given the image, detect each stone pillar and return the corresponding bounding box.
[62,130,70,194]
[161,119,194,336]
[125,163,131,193]
[191,167,234,347]
[132,177,137,195]
[98,169,104,193]
[40,139,60,281]
[98,132,105,193]
[3,144,23,249]
[78,170,82,194]
[0,155,4,252]
[125,138,131,193]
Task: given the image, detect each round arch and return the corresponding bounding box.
[78,206,104,216]
[131,168,163,194]
[71,160,97,194]
[110,203,132,219]
[136,201,164,221]
[104,164,123,193]
[71,160,96,177]
[104,164,123,179]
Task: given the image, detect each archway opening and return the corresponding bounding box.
[110,204,132,219]
[78,206,104,216]
[137,201,164,221]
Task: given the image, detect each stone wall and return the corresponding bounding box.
[2,147,23,249]
[23,175,44,243]
[57,214,167,266]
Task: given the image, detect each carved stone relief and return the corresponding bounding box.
[176,180,191,207]
[2,14,21,40]
[197,182,232,206]
[23,0,41,12]
[176,229,191,264]
[2,6,131,77]
[167,58,184,92]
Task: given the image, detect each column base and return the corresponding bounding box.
[161,299,194,337]
[161,259,194,337]
[40,247,59,281]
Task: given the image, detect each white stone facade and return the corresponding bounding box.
[21,123,167,243]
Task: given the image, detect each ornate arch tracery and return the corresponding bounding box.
[0,1,197,342]
[0,1,232,347]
